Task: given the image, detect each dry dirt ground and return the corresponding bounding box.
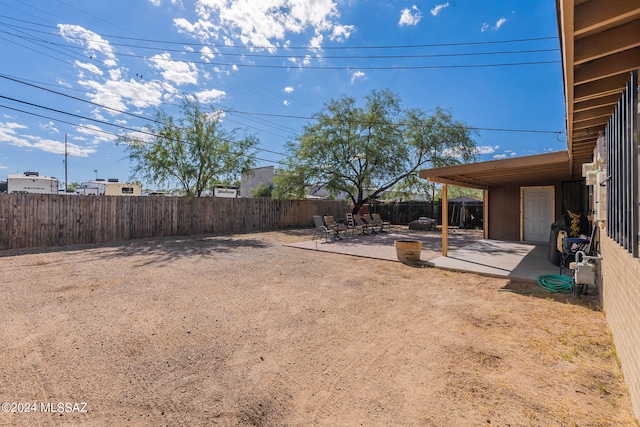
[0,229,637,426]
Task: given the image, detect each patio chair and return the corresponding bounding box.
[345,212,364,235]
[365,213,389,233]
[312,215,337,242]
[371,213,390,232]
[354,214,374,234]
[324,215,346,239]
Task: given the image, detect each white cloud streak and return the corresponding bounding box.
[430,3,449,17]
[149,53,199,85]
[351,70,366,84]
[0,122,95,157]
[399,6,422,26]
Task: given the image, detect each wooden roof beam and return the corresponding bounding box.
[574,0,640,37]
[574,46,640,85]
[572,116,608,131]
[423,176,488,190]
[574,93,621,112]
[573,105,616,122]
[575,19,640,64]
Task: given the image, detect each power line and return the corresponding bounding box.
[0,73,160,124]
[221,109,563,135]
[1,74,563,137]
[1,23,560,70]
[2,21,560,59]
[0,95,290,158]
[0,103,289,169]
[0,71,297,148]
[0,14,558,50]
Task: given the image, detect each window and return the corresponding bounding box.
[121,187,134,194]
[605,71,639,257]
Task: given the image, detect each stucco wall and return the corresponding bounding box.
[600,234,640,418]
[240,166,275,198]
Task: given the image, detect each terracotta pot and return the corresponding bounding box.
[395,240,422,263]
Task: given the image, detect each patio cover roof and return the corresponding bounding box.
[421,1,639,186]
[557,0,640,177]
[418,150,571,189]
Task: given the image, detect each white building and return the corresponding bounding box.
[240,166,275,198]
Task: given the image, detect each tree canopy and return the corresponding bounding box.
[273,89,478,212]
[120,100,257,197]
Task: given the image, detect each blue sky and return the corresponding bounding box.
[0,0,566,189]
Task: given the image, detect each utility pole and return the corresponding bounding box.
[64,133,68,192]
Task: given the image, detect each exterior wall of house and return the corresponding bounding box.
[240,166,275,198]
[600,234,640,417]
[487,183,564,241]
[487,185,521,241]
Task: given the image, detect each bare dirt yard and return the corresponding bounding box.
[0,229,637,426]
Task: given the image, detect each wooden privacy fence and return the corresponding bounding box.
[0,193,346,251]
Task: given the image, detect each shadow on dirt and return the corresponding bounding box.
[0,232,271,264]
[501,279,602,311]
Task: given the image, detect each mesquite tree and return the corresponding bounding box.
[274,89,477,212]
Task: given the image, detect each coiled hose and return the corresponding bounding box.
[500,274,573,294]
[536,274,573,293]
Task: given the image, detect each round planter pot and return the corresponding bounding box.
[395,240,422,263]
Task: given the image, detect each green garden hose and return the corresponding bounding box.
[536,274,573,293]
[500,274,574,294]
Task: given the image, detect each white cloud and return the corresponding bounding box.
[288,54,312,67]
[399,6,422,26]
[430,3,449,17]
[58,24,117,67]
[283,100,290,106]
[74,60,103,75]
[476,145,497,155]
[483,18,507,32]
[0,122,95,157]
[200,46,215,62]
[330,24,355,42]
[173,0,350,52]
[284,86,294,93]
[0,165,7,169]
[39,121,59,133]
[149,53,198,85]
[309,34,324,50]
[75,124,117,145]
[148,0,161,5]
[193,88,226,103]
[78,78,165,113]
[493,154,508,159]
[351,70,366,84]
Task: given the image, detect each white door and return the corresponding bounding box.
[522,187,553,242]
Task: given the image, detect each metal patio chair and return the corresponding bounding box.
[345,213,364,235]
[312,215,337,242]
[323,215,347,239]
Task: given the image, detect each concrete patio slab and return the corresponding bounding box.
[430,239,561,281]
[285,228,562,283]
[285,229,482,262]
